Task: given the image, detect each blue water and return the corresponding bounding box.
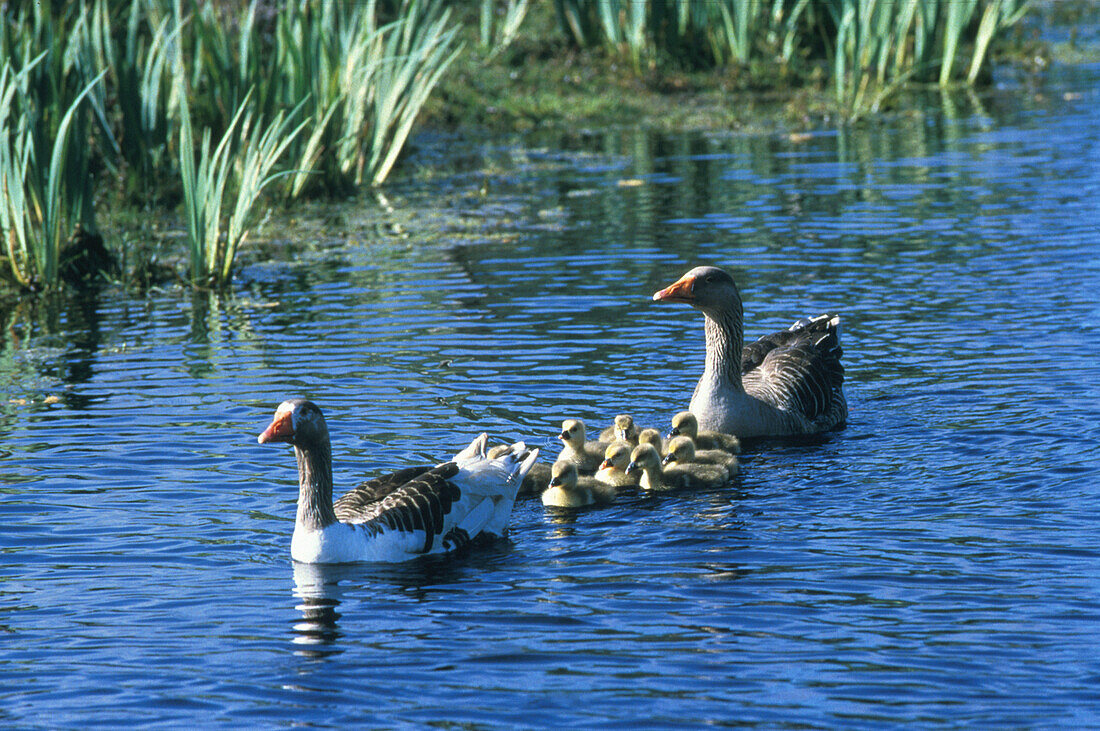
[4,65,1100,727]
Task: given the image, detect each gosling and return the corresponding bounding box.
[626,444,728,491]
[557,418,608,474]
[542,460,616,508]
[595,441,638,487]
[668,411,741,453]
[663,435,739,478]
[599,414,641,446]
[636,427,666,457]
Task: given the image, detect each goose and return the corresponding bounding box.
[625,444,728,491]
[667,411,742,454]
[258,399,538,563]
[653,266,847,437]
[663,435,739,478]
[541,461,616,508]
[599,414,640,445]
[557,419,608,474]
[594,441,638,487]
[489,443,552,497]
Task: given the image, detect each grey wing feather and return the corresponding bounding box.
[741,314,844,421]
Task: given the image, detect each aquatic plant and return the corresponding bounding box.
[479,0,531,59]
[107,0,177,194]
[176,81,307,287]
[0,1,111,291]
[182,0,461,195]
[551,0,1031,113]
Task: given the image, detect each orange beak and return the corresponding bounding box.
[258,409,294,444]
[652,273,695,303]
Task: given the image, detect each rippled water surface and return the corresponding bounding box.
[5,65,1100,727]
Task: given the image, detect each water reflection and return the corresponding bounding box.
[291,562,346,658]
[0,290,103,410]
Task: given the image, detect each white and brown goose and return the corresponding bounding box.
[258,399,538,563]
[653,266,847,437]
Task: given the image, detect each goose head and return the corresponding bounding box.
[258,399,329,448]
[558,419,587,449]
[668,411,699,440]
[652,265,741,318]
[626,444,661,476]
[663,435,696,466]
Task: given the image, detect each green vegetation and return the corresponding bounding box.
[0,0,1038,294]
[0,0,460,291]
[550,0,1030,115]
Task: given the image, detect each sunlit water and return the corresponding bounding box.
[4,64,1100,727]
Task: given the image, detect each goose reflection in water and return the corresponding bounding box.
[291,563,347,658]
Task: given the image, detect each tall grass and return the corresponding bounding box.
[183,0,460,195]
[0,0,461,290]
[479,0,531,59]
[0,2,109,291]
[176,82,307,287]
[552,0,1031,113]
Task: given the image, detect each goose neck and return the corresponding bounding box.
[702,304,744,391]
[294,441,338,531]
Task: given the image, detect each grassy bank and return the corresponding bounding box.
[0,0,1050,295]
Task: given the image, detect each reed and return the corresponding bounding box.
[552,0,1031,113]
[181,0,460,195]
[479,0,530,58]
[0,1,110,291]
[176,76,307,286]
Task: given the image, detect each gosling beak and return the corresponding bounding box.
[652,273,695,303]
[626,461,640,474]
[599,458,613,470]
[558,432,568,441]
[548,477,563,488]
[666,428,680,439]
[258,410,294,444]
[661,454,675,466]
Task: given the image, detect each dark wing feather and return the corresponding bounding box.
[349,463,464,554]
[333,464,437,521]
[741,315,845,421]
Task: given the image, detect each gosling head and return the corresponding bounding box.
[663,435,696,466]
[258,399,328,448]
[559,419,586,448]
[600,441,631,471]
[637,428,663,453]
[626,444,661,476]
[613,414,635,442]
[668,411,698,440]
[548,460,580,490]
